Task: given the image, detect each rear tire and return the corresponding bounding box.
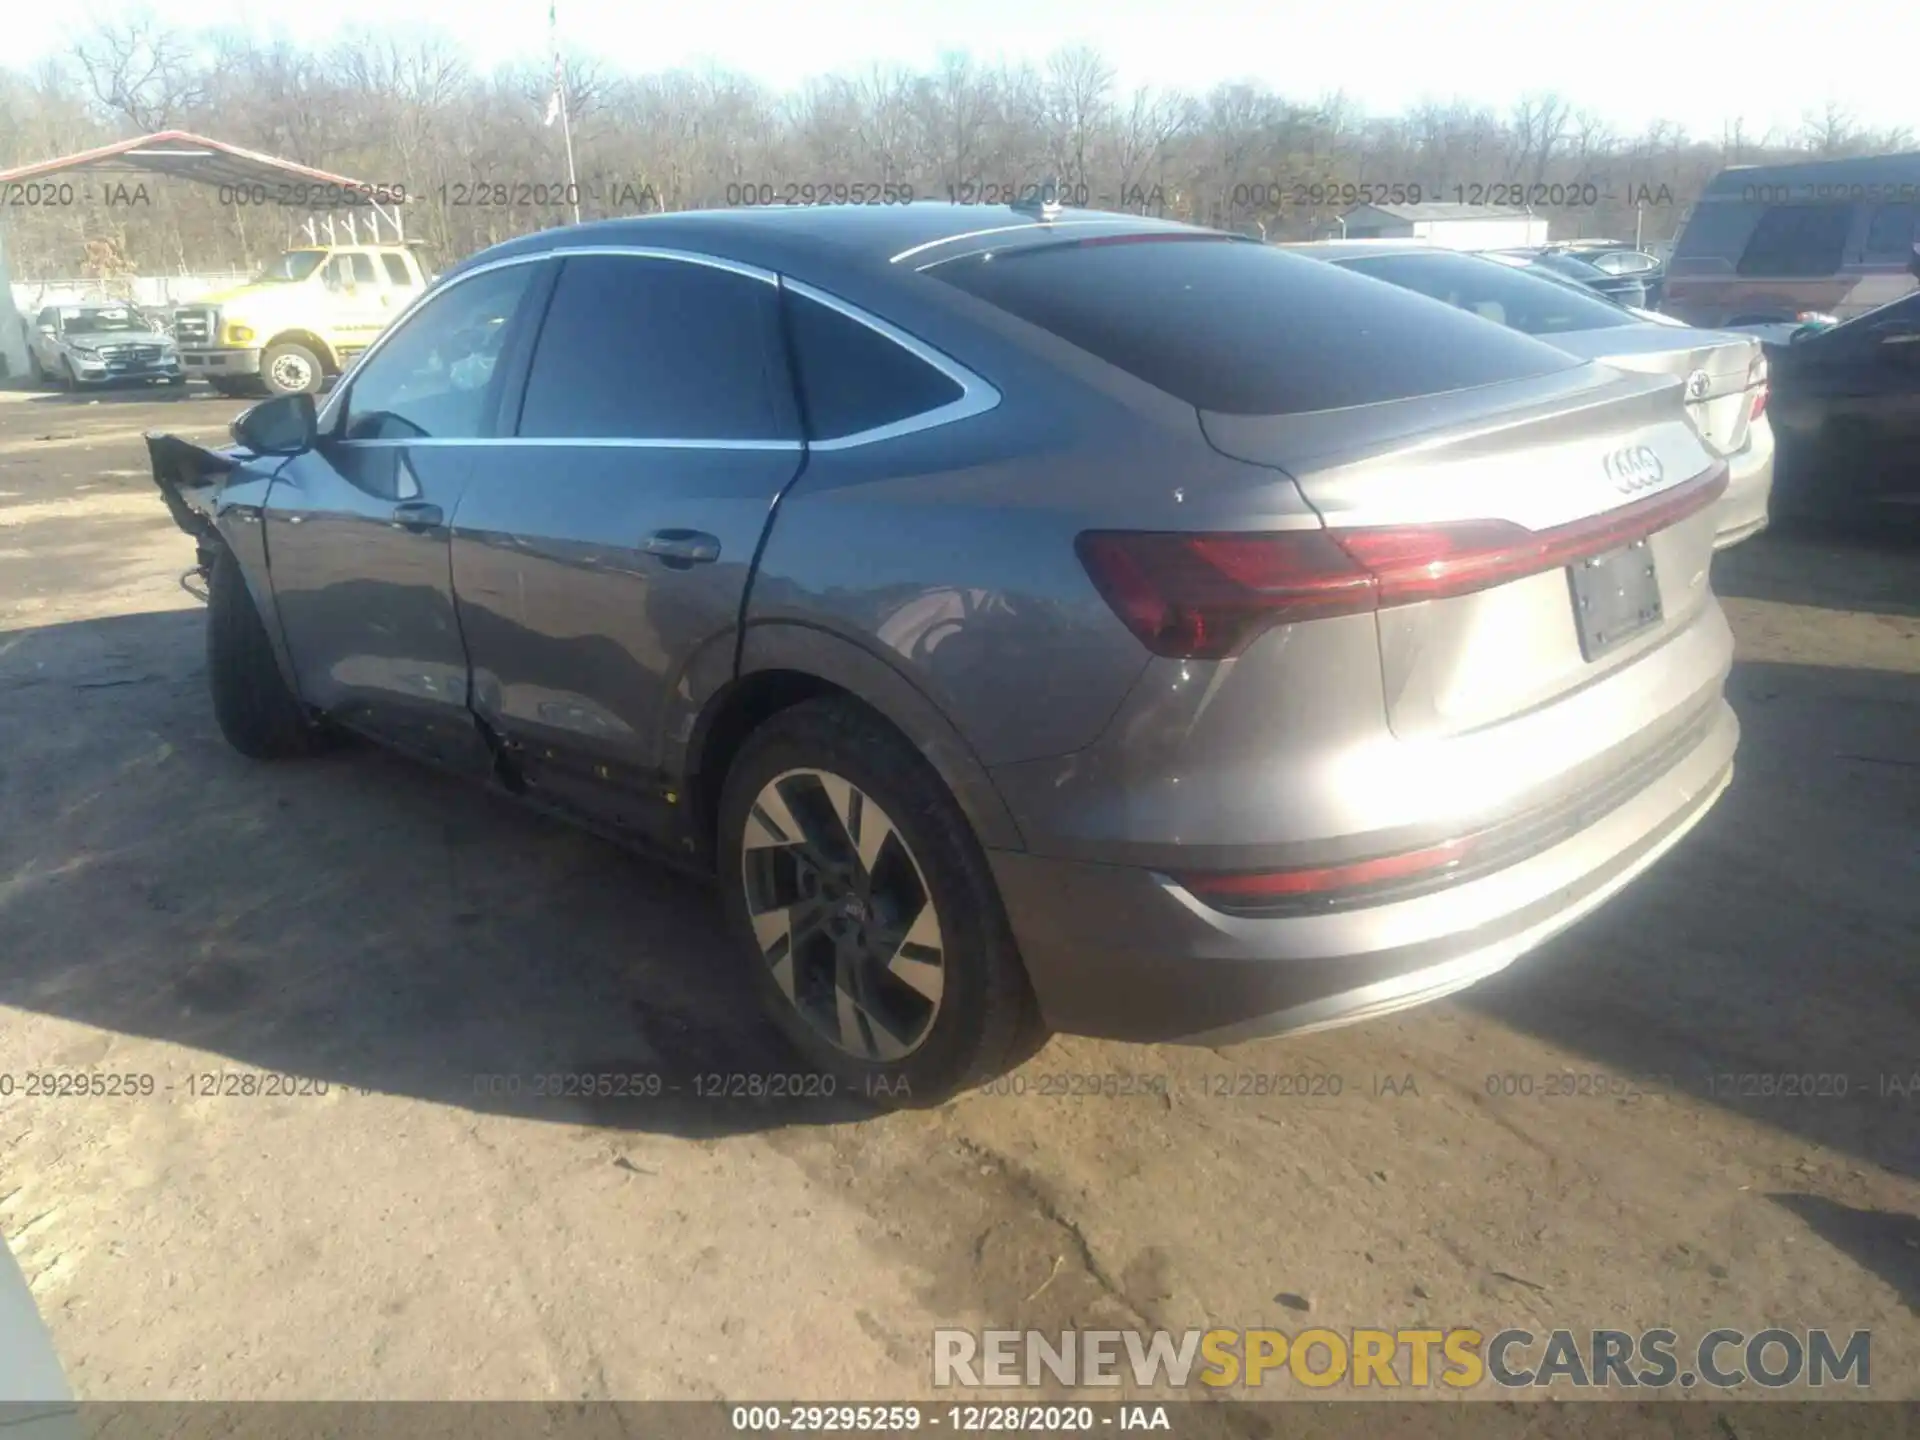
[206,545,319,760]
[717,698,1042,1107]
[260,341,323,397]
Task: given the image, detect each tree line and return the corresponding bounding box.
[1,17,1913,280]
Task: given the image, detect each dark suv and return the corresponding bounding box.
[1664,154,1920,327]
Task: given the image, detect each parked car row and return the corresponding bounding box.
[1281,241,1775,548]
[1324,152,1920,534]
[1487,247,1656,310]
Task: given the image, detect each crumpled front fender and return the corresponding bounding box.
[144,431,302,693]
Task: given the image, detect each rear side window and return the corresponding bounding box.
[1671,201,1766,270]
[518,255,798,441]
[1736,204,1853,277]
[1342,252,1634,337]
[930,238,1576,416]
[1863,202,1918,263]
[381,253,413,286]
[783,291,964,440]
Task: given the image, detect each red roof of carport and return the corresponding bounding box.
[0,129,398,198]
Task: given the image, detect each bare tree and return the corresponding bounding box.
[1796,100,1857,157]
[3,21,1902,279]
[71,15,206,130]
[1042,46,1114,192]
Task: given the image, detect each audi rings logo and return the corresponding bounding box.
[1686,369,1713,401]
[1604,445,1666,495]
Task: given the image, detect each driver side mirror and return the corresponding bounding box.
[231,392,318,456]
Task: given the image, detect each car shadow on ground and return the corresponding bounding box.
[1713,524,1920,618]
[1765,1194,1920,1318]
[1461,527,1919,1179]
[1,553,1916,1156]
[0,607,891,1138]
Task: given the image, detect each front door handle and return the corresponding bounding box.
[642,529,721,568]
[391,501,443,531]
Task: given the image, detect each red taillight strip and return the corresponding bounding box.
[1333,458,1729,608]
[1075,460,1729,661]
[1176,837,1472,902]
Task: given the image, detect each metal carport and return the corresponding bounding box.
[0,129,403,379]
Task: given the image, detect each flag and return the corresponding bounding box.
[544,1,565,127]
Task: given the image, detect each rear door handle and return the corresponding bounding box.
[642,529,721,568]
[391,501,444,531]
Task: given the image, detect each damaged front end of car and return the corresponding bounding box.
[145,431,242,602]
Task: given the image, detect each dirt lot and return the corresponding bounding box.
[1,384,1916,1404]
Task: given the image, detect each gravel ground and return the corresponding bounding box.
[1,385,1916,1405]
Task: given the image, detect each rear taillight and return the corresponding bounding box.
[1748,353,1768,419]
[1175,837,1472,905]
[1077,462,1728,660]
[1073,529,1375,658]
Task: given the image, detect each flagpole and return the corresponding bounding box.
[559,84,581,226]
[549,1,581,225]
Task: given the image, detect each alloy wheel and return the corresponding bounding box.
[268,352,314,393]
[739,768,945,1062]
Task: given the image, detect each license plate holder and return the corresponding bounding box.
[1568,539,1662,661]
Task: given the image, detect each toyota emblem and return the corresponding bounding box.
[1685,369,1712,401]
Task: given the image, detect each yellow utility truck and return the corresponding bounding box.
[172,243,430,396]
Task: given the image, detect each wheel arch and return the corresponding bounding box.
[207,475,305,703]
[685,623,1027,864]
[263,329,340,373]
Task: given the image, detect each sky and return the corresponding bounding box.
[9,1,1915,143]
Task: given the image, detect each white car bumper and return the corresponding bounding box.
[1714,413,1774,550]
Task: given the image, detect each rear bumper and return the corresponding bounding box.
[990,698,1737,1044]
[179,347,262,376]
[1713,417,1774,550]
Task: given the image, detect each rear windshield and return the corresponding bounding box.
[1670,201,1766,270]
[1340,252,1634,337]
[1527,251,1607,281]
[928,237,1578,415]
